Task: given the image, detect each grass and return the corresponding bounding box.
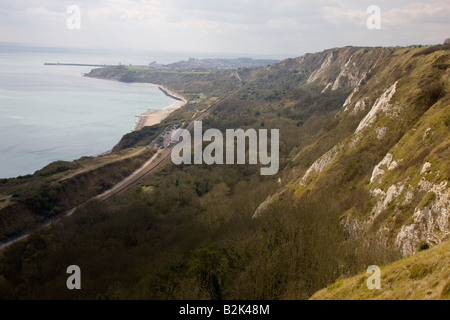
[125,66,211,75]
[418,192,436,209]
[0,196,13,210]
[141,186,154,194]
[310,240,450,300]
[58,146,148,181]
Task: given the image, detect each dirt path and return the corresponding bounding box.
[59,147,148,182]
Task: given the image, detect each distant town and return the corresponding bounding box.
[45,57,280,72]
[147,57,280,72]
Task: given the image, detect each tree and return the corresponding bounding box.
[444,38,450,45]
[188,243,223,299]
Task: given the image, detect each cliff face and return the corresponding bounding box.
[255,45,450,256]
[305,47,389,91]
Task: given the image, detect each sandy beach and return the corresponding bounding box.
[133,84,187,131]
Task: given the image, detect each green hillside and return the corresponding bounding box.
[0,44,448,299]
[311,240,450,300]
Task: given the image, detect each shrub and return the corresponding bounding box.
[412,44,450,57]
[418,241,430,251]
[421,81,444,107]
[35,161,75,177]
[419,192,436,209]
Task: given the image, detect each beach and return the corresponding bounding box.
[133,84,187,131]
[0,45,180,178]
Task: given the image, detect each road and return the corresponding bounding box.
[0,92,230,251]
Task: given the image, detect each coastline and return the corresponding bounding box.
[133,84,187,131]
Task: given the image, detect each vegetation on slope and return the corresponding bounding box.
[0,44,448,299]
[310,240,450,300]
[0,162,399,299]
[0,147,154,243]
[259,45,449,255]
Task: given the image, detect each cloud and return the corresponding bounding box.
[321,6,366,25]
[25,6,65,19]
[87,0,165,22]
[383,1,450,27]
[0,0,449,55]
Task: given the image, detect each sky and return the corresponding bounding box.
[0,0,449,58]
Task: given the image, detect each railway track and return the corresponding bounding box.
[0,91,231,251]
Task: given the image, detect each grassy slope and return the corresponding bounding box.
[311,240,450,300]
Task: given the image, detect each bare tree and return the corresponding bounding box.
[444,38,450,45]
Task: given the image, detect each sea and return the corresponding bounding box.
[0,43,248,179]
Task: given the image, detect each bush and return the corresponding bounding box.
[418,241,430,251]
[421,81,444,107]
[412,44,450,57]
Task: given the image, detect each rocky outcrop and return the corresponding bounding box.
[350,98,368,115]
[308,48,386,94]
[370,153,400,183]
[395,180,449,256]
[253,194,274,218]
[299,144,340,186]
[355,81,398,133]
[366,154,449,256]
[331,58,359,90]
[307,52,335,84]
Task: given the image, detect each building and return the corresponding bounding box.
[170,128,183,144]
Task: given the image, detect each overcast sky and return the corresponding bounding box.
[1,0,449,57]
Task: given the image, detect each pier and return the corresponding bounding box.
[44,62,116,67]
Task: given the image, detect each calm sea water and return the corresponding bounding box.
[0,44,184,178]
[0,44,284,178]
